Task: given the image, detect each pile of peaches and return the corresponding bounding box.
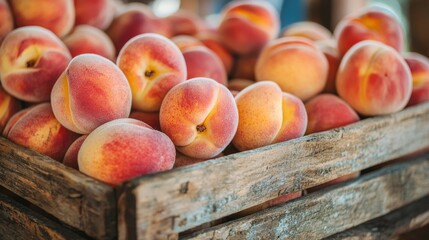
[0,0,428,186]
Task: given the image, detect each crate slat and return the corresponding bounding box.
[0,138,117,239]
[325,196,429,240]
[0,191,88,240]
[184,156,429,239]
[118,103,429,239]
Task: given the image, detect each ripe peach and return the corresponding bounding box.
[0,86,21,133]
[196,32,234,75]
[51,54,132,134]
[78,118,176,185]
[334,6,405,56]
[163,10,205,37]
[0,0,13,44]
[9,0,75,38]
[403,52,429,107]
[129,111,160,131]
[182,46,228,85]
[63,135,87,170]
[232,81,307,151]
[62,25,116,61]
[315,39,341,94]
[336,40,412,116]
[0,26,71,102]
[218,0,280,55]
[3,103,80,162]
[282,21,332,41]
[255,37,329,101]
[170,35,203,52]
[73,0,115,30]
[305,94,360,135]
[117,33,187,112]
[159,77,238,159]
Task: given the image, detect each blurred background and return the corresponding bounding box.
[125,0,429,58]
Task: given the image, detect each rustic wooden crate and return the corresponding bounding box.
[1,102,429,239]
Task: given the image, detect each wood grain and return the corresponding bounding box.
[185,156,429,239]
[0,191,88,240]
[325,196,429,240]
[118,103,429,239]
[0,137,117,239]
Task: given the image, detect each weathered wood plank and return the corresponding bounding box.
[0,137,117,239]
[184,156,429,240]
[325,196,429,240]
[0,191,88,240]
[118,102,429,239]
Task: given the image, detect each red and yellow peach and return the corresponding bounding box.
[403,52,429,106]
[73,0,115,30]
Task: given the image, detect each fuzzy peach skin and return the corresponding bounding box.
[51,54,132,134]
[232,81,307,151]
[316,39,341,94]
[63,135,87,170]
[282,21,332,41]
[334,6,404,56]
[62,25,116,61]
[73,0,115,30]
[78,118,176,185]
[0,0,13,44]
[160,77,239,159]
[218,0,280,55]
[171,35,203,52]
[129,110,160,131]
[196,32,234,75]
[305,94,360,135]
[0,86,21,132]
[0,26,72,102]
[255,37,329,101]
[117,33,187,112]
[336,40,412,116]
[3,103,80,162]
[163,10,206,37]
[182,46,228,85]
[403,52,429,107]
[9,0,75,38]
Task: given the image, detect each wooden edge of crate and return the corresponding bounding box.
[0,190,88,240]
[182,156,429,239]
[0,137,117,240]
[117,102,429,239]
[324,196,429,240]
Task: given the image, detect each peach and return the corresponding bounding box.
[0,0,13,44]
[63,135,87,170]
[9,0,75,38]
[255,37,329,101]
[334,6,405,56]
[231,53,259,81]
[73,0,115,30]
[117,33,187,112]
[403,52,429,107]
[315,39,341,94]
[3,103,80,162]
[78,118,176,185]
[0,26,71,102]
[163,10,205,37]
[336,40,412,116]
[282,21,332,41]
[182,46,228,85]
[196,32,234,75]
[129,110,160,131]
[106,4,171,52]
[218,0,280,55]
[62,25,116,61]
[159,77,238,159]
[232,81,307,151]
[305,94,360,135]
[51,54,132,134]
[170,35,203,52]
[0,86,21,133]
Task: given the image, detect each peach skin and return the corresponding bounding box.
[73,0,115,30]
[196,32,234,75]
[255,37,329,101]
[0,26,71,102]
[0,0,13,44]
[315,39,341,94]
[232,81,307,151]
[159,77,239,159]
[51,54,132,134]
[117,33,187,112]
[163,9,206,37]
[171,35,203,52]
[0,85,22,133]
[78,118,176,185]
[403,52,429,107]
[336,40,412,116]
[63,135,87,170]
[282,21,332,41]
[9,0,75,38]
[3,103,80,162]
[218,0,280,55]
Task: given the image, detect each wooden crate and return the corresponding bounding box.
[1,102,429,239]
